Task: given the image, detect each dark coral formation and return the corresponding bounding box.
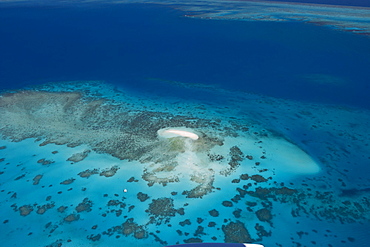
[179,219,191,226]
[149,232,168,245]
[87,233,101,242]
[107,199,126,208]
[208,221,216,227]
[78,169,99,178]
[250,174,268,183]
[182,177,215,198]
[222,221,253,243]
[60,178,75,185]
[208,153,224,162]
[142,169,180,187]
[37,158,55,166]
[246,186,297,200]
[19,205,33,216]
[57,206,67,213]
[290,189,370,224]
[36,203,55,214]
[75,198,93,212]
[184,238,203,243]
[104,198,127,218]
[233,208,242,218]
[99,166,120,177]
[147,197,177,217]
[104,218,148,239]
[137,192,150,202]
[255,208,273,223]
[255,223,271,238]
[77,167,120,178]
[222,201,233,207]
[221,146,244,176]
[64,214,80,222]
[14,174,26,181]
[209,209,219,217]
[67,150,91,163]
[194,226,206,236]
[32,174,43,185]
[127,177,139,182]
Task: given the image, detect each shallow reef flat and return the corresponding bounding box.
[3,0,368,36]
[114,0,370,36]
[0,81,370,246]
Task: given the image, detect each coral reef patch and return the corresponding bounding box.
[0,81,369,247]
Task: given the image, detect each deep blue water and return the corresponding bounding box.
[0,3,370,108]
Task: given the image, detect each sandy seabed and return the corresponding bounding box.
[0,81,369,247]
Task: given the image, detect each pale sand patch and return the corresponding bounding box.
[262,137,320,175]
[157,127,199,140]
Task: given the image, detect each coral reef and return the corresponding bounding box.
[78,169,99,178]
[222,221,253,243]
[76,198,93,212]
[32,174,43,185]
[0,90,227,197]
[147,197,177,217]
[37,158,55,166]
[19,205,33,216]
[99,166,120,177]
[255,208,273,223]
[64,214,80,222]
[104,218,148,239]
[36,203,55,214]
[1,82,369,246]
[137,192,150,202]
[209,209,219,217]
[67,150,91,163]
[60,178,75,185]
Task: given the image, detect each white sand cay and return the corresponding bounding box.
[157,127,199,140]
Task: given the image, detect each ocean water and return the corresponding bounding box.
[1,3,370,108]
[0,1,369,247]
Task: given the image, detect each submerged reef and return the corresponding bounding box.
[222,221,252,243]
[102,0,370,36]
[0,89,228,197]
[1,85,319,198]
[0,81,370,246]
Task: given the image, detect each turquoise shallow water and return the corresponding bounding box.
[0,81,369,247]
[0,1,370,247]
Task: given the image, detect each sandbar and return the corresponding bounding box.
[157,128,199,140]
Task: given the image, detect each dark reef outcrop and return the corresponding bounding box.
[222,221,253,243]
